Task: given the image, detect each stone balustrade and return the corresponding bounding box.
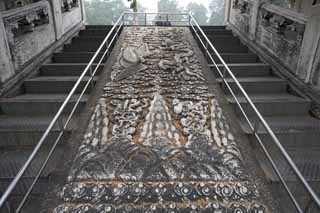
[225,0,320,96]
[0,0,85,93]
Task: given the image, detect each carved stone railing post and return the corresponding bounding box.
[249,0,268,40]
[0,12,15,85]
[224,0,232,25]
[297,5,320,84]
[49,0,63,39]
[2,1,55,70]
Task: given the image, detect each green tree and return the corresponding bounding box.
[157,0,184,24]
[186,2,208,25]
[157,0,182,13]
[84,0,128,25]
[208,0,225,25]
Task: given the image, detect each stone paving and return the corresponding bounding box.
[53,27,269,212]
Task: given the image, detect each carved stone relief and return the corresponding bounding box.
[230,0,252,34]
[256,7,305,71]
[53,27,269,212]
[3,3,49,39]
[2,1,55,70]
[61,0,79,13]
[4,0,41,10]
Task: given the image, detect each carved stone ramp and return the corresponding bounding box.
[49,27,276,212]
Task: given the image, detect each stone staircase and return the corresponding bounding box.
[0,25,114,212]
[197,26,320,211]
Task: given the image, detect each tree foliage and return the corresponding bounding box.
[208,0,225,25]
[85,0,128,25]
[157,0,182,13]
[186,2,208,25]
[84,0,226,26]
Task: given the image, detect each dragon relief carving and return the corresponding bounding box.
[53,27,269,212]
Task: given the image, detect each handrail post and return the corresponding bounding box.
[205,41,209,59]
[58,117,65,132]
[89,65,94,89]
[253,116,260,134]
[145,13,147,26]
[105,40,109,57]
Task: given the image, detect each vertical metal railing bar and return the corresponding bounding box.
[0,13,125,209]
[189,14,320,209]
[190,20,304,212]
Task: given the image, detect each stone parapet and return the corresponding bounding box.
[225,0,320,102]
[0,0,84,94]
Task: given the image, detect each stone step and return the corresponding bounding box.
[24,76,97,94]
[227,94,311,116]
[0,94,88,115]
[66,37,117,52]
[207,44,248,53]
[256,147,320,212]
[0,148,63,196]
[210,63,271,77]
[257,147,320,182]
[202,29,233,35]
[206,34,240,43]
[270,180,320,213]
[0,115,77,148]
[240,116,320,149]
[53,52,106,63]
[208,35,240,45]
[85,25,113,30]
[64,43,107,52]
[200,25,226,30]
[212,53,259,63]
[72,36,105,43]
[79,29,110,36]
[40,63,104,76]
[217,77,288,94]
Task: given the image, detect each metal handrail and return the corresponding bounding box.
[188,13,320,212]
[123,12,190,26]
[0,13,125,212]
[0,11,319,212]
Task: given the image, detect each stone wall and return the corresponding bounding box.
[0,0,84,89]
[256,4,306,71]
[226,0,320,98]
[229,0,253,35]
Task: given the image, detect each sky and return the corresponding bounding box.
[123,0,211,12]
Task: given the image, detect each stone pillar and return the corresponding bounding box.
[80,0,86,23]
[49,0,63,40]
[0,13,15,85]
[297,4,320,82]
[224,0,232,24]
[248,0,267,40]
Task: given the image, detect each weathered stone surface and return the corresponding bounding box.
[256,5,305,72]
[53,27,270,212]
[2,1,55,70]
[62,6,82,34]
[0,13,15,83]
[230,0,253,34]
